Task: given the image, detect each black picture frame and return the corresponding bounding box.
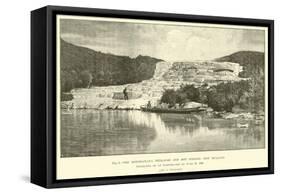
[31,5,274,188]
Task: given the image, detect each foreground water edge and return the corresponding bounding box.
[61,109,265,157]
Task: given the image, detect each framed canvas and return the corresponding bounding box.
[31,5,274,188]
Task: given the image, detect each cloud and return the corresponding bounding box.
[60,19,265,61]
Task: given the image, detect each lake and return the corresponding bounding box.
[61,110,265,157]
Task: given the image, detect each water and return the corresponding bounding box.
[61,110,264,157]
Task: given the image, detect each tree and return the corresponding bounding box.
[160,89,177,107]
[79,70,93,88]
[179,84,200,102]
[198,83,209,104]
[207,86,234,112]
[205,81,251,112]
[61,70,79,92]
[160,85,201,107]
[176,92,188,106]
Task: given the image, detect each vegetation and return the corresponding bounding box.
[61,44,265,113]
[60,39,162,94]
[216,51,265,112]
[61,93,73,101]
[160,79,263,113]
[206,81,250,112]
[161,85,200,107]
[178,84,200,102]
[216,51,264,78]
[160,89,178,107]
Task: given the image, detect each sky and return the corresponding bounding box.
[60,18,265,61]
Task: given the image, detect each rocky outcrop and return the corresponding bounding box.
[163,61,243,83]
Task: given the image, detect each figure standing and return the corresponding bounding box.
[123,87,128,100]
[147,101,152,108]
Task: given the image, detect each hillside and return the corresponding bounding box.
[61,59,245,109]
[216,51,265,112]
[61,49,266,112]
[215,51,264,78]
[60,39,162,92]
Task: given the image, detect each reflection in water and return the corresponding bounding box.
[61,110,265,157]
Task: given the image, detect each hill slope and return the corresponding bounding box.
[215,51,264,78]
[216,51,265,112]
[60,39,162,92]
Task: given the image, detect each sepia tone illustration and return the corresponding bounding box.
[59,16,266,158]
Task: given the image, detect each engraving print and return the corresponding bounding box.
[59,17,266,157]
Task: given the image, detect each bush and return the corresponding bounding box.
[178,84,200,102]
[175,92,188,106]
[61,93,73,101]
[206,81,251,112]
[79,70,93,88]
[160,89,178,107]
[160,85,201,107]
[159,81,259,112]
[207,87,234,112]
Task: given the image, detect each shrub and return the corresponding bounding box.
[79,70,93,88]
[206,87,234,112]
[160,85,200,107]
[61,93,73,101]
[178,84,200,102]
[206,81,251,112]
[160,89,177,107]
